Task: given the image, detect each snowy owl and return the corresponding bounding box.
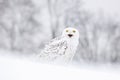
[39,27,79,64]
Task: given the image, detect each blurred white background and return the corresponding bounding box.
[84,0,120,16]
[0,0,120,64]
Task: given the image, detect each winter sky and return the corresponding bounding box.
[84,0,120,17]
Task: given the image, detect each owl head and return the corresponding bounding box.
[62,27,79,40]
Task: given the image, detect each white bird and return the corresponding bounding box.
[39,27,79,64]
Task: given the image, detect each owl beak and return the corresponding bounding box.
[68,34,73,38]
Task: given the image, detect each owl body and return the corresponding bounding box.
[58,37,79,63]
[39,27,79,64]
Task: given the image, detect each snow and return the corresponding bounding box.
[0,54,120,80]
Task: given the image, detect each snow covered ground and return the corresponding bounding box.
[0,52,120,80]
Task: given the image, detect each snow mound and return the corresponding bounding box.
[0,55,120,80]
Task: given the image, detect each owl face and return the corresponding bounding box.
[62,27,79,39]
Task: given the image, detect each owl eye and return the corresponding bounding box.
[66,30,69,32]
[73,30,76,33]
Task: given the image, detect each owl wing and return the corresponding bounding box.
[39,36,68,60]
